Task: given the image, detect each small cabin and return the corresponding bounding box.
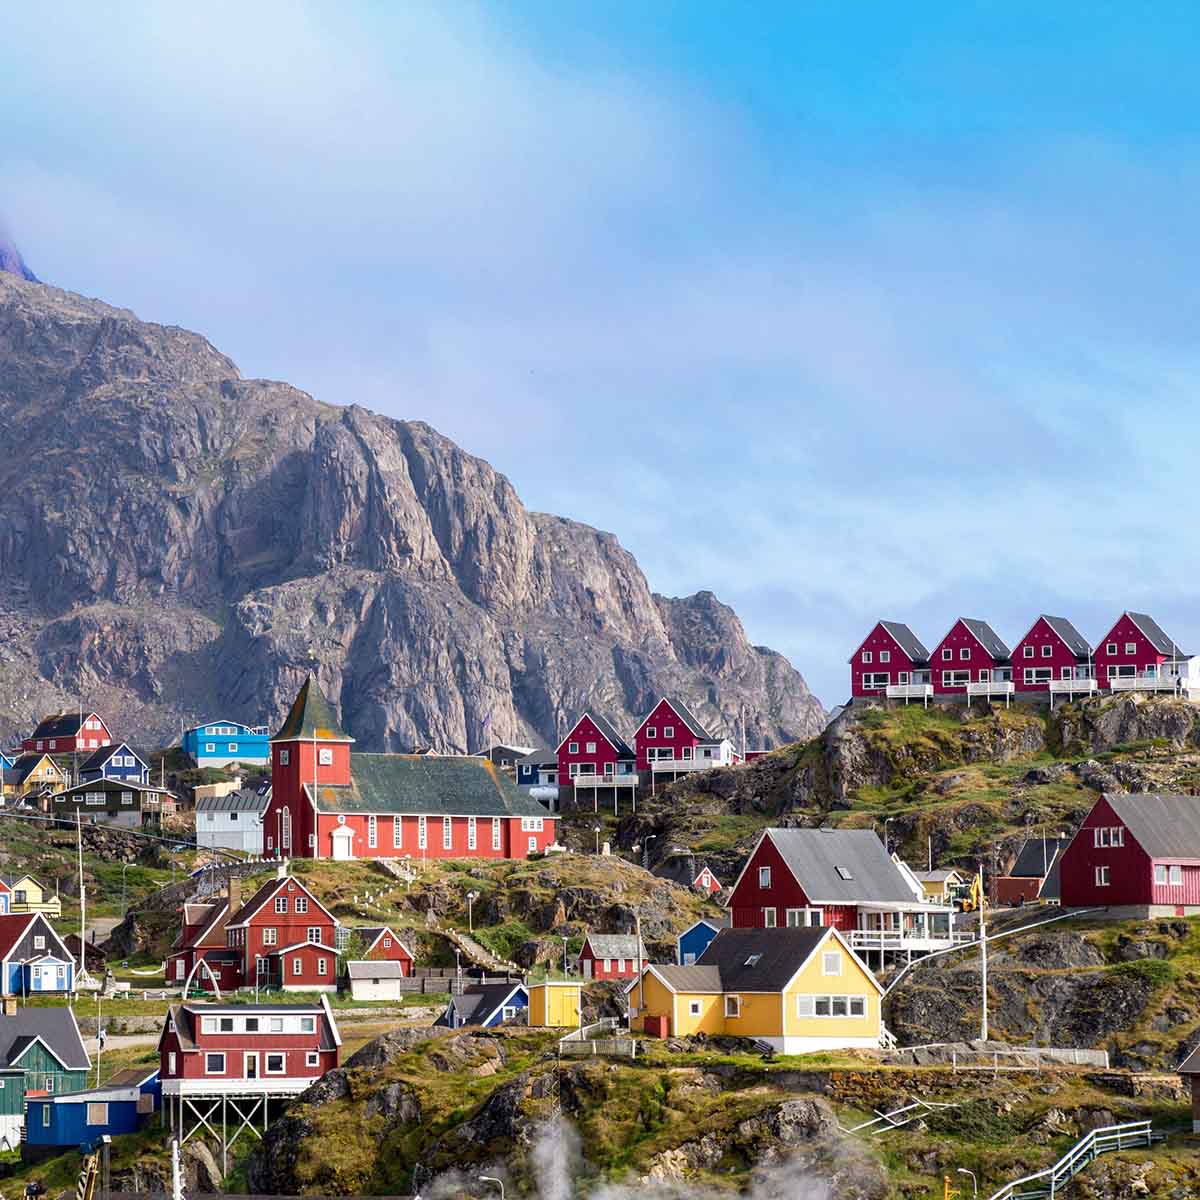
[527,982,581,1028]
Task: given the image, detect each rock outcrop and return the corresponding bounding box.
[0,273,824,749]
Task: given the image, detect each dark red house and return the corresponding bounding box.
[578,933,647,981]
[265,676,556,861]
[651,854,722,895]
[848,622,931,699]
[632,697,734,771]
[1059,793,1200,916]
[166,901,234,991]
[928,618,1011,695]
[1092,613,1186,690]
[1010,615,1093,694]
[356,925,415,973]
[23,712,112,755]
[726,828,958,954]
[555,713,637,798]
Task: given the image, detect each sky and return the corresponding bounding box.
[5,2,1200,707]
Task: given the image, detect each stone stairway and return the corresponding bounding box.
[438,925,521,975]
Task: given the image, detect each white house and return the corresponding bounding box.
[195,785,269,854]
[344,960,409,1001]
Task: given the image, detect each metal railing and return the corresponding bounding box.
[571,772,638,787]
[1108,672,1181,692]
[966,681,1015,695]
[847,929,971,951]
[884,683,934,704]
[986,1120,1156,1200]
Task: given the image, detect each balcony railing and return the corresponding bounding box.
[649,758,707,773]
[571,772,638,788]
[846,929,973,951]
[885,683,933,705]
[1048,677,1098,694]
[1108,672,1181,692]
[966,681,1014,696]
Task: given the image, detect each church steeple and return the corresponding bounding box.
[272,675,354,744]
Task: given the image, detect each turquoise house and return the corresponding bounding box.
[182,720,271,768]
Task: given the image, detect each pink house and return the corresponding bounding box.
[1093,612,1187,691]
[633,697,736,773]
[848,622,931,699]
[1011,615,1092,693]
[556,713,636,805]
[929,618,1011,696]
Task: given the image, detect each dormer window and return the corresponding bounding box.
[834,866,853,881]
[743,954,761,967]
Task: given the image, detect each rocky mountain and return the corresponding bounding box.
[0,227,36,282]
[0,273,824,750]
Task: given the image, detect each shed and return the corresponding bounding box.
[344,960,409,1002]
[527,982,581,1028]
[24,1068,160,1155]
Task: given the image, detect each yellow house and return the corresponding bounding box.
[528,981,582,1028]
[628,926,883,1054]
[2,753,67,800]
[911,868,966,904]
[3,875,62,919]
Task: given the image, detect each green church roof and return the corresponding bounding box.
[306,753,549,818]
[274,675,354,743]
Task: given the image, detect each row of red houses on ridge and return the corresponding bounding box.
[850,612,1198,702]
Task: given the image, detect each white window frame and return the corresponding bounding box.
[265,1052,286,1074]
[1154,864,1167,885]
[822,951,842,976]
[959,647,971,661]
[689,1000,702,1016]
[443,815,453,850]
[492,817,502,850]
[1125,642,1137,654]
[262,928,277,946]
[205,1053,226,1075]
[1106,642,1118,655]
[1023,645,1034,658]
[279,749,289,766]
[758,866,771,888]
[368,815,377,849]
[418,815,427,849]
[275,896,288,914]
[860,651,872,665]
[468,816,477,850]
[567,741,578,754]
[394,815,402,849]
[663,725,674,738]
[306,1051,319,1068]
[762,907,776,928]
[723,994,741,1018]
[585,741,597,754]
[879,649,891,664]
[168,1051,177,1074]
[318,747,333,766]
[307,926,321,943]
[295,896,308,913]
[1094,865,1110,887]
[293,957,303,977]
[862,672,889,689]
[1168,865,1183,886]
[1040,644,1053,658]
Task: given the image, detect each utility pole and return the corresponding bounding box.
[634,909,643,1024]
[76,811,86,986]
[978,861,988,1043]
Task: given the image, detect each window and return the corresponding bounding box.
[1024,668,1052,684]
[318,747,333,765]
[270,1018,284,1033]
[418,815,427,849]
[33,935,45,950]
[206,743,216,753]
[959,647,971,661]
[266,1053,286,1073]
[301,1016,316,1033]
[724,995,741,1017]
[468,816,477,850]
[84,1101,110,1126]
[41,1105,50,1127]
[795,995,815,1018]
[368,815,377,848]
[878,650,890,664]
[1061,668,1073,680]
[689,1001,702,1016]
[1037,643,1052,659]
[1169,865,1183,886]
[263,928,277,946]
[293,957,303,976]
[228,743,238,753]
[1125,642,1137,654]
[168,1052,177,1074]
[206,1053,226,1074]
[1154,864,1167,885]
[307,927,321,943]
[306,1052,319,1067]
[568,742,578,754]
[862,672,890,689]
[85,792,105,806]
[758,866,771,888]
[849,996,866,1017]
[394,816,402,848]
[202,1017,217,1034]
[897,672,909,685]
[443,816,453,849]
[1106,642,1117,655]
[1023,645,1034,658]
[318,957,327,975]
[602,959,612,973]
[978,668,991,682]
[585,741,596,754]
[861,651,872,665]
[942,670,970,687]
[1092,826,1124,848]
[834,866,853,881]
[762,907,777,928]
[645,727,657,740]
[663,726,674,738]
[275,897,288,913]
[245,1018,259,1032]
[521,817,544,832]
[295,897,308,913]
[942,648,953,661]
[1094,866,1110,887]
[822,951,843,976]
[493,818,502,850]
[279,749,290,766]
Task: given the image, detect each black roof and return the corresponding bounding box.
[878,622,931,664]
[656,698,713,741]
[515,748,557,768]
[80,742,145,772]
[1037,616,1092,658]
[441,983,526,1026]
[696,927,830,991]
[0,1008,89,1071]
[1009,837,1069,879]
[1103,793,1200,858]
[1126,612,1185,657]
[959,618,1011,661]
[28,713,93,740]
[652,855,717,888]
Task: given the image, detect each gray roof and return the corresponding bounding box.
[758,827,917,904]
[583,934,647,960]
[586,714,635,759]
[1126,612,1185,657]
[305,752,549,817]
[659,698,713,741]
[197,788,270,814]
[515,748,557,768]
[0,1008,89,1071]
[1178,1044,1200,1074]
[648,963,723,993]
[1009,838,1070,879]
[959,618,1011,661]
[346,960,407,980]
[1103,794,1200,858]
[912,869,960,883]
[697,927,833,992]
[1040,616,1092,658]
[879,622,931,664]
[680,914,731,936]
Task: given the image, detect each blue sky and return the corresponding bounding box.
[5,2,1200,706]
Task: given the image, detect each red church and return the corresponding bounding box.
[1059,793,1200,916]
[265,676,555,861]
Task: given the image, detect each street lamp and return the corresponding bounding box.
[479,1177,504,1200]
[882,817,895,855]
[467,891,478,933]
[642,834,657,868]
[121,862,129,915]
[957,1168,978,1200]
[593,825,601,854]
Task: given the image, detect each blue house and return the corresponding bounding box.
[436,983,529,1029]
[80,743,149,786]
[676,915,731,965]
[0,751,13,772]
[0,914,75,996]
[25,1068,160,1153]
[181,720,271,768]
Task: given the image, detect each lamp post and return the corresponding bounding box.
[882,817,895,855]
[593,825,601,854]
[479,1177,504,1200]
[642,834,657,869]
[957,1168,978,1200]
[561,935,569,978]
[467,891,478,934]
[121,862,129,915]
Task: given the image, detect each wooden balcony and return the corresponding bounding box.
[885,683,934,706]
[649,758,706,774]
[571,772,638,788]
[1108,672,1180,693]
[966,680,1014,708]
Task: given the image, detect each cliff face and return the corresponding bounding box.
[0,273,825,750]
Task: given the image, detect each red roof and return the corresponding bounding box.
[226,875,336,929]
[0,914,37,960]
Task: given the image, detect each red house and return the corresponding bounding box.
[265,676,556,861]
[632,697,736,773]
[1010,615,1093,696]
[848,622,931,699]
[23,712,112,754]
[726,828,958,954]
[556,712,637,805]
[166,901,235,991]
[928,618,1011,696]
[578,933,647,981]
[1059,793,1200,916]
[1092,612,1187,691]
[651,854,722,895]
[355,925,414,973]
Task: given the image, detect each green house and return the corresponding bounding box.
[0,1007,90,1149]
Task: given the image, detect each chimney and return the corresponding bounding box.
[228,873,242,918]
[3,997,16,1016]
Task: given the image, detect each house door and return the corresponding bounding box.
[244,1053,259,1080]
[582,958,592,980]
[331,826,354,861]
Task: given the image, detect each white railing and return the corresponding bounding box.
[987,1120,1155,1200]
[649,758,705,773]
[847,929,971,951]
[1048,677,1098,694]
[1108,672,1180,692]
[966,681,1014,696]
[885,683,933,699]
[571,773,637,788]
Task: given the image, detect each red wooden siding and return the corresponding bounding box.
[558,715,630,783]
[1092,615,1173,690]
[635,699,706,770]
[930,620,1003,694]
[1010,617,1082,692]
[850,624,919,698]
[579,944,641,980]
[1059,796,1152,907]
